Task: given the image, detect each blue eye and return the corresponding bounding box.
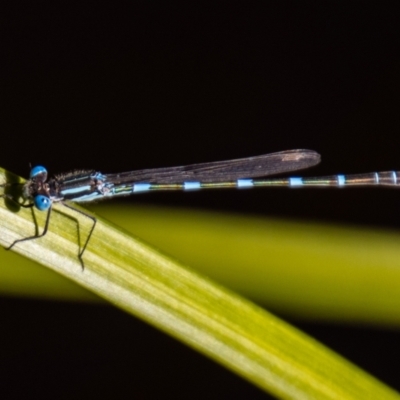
[34,195,51,211]
[30,166,48,179]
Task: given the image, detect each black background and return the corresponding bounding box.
[1,2,400,398]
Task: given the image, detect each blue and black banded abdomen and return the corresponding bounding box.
[58,169,400,204]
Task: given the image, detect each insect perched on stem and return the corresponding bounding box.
[2,149,397,268]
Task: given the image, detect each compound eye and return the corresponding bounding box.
[30,166,48,181]
[34,195,51,211]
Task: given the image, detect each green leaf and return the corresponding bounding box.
[93,204,400,327]
[1,167,399,399]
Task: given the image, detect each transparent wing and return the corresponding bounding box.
[105,149,321,184]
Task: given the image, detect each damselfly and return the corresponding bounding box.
[1,149,397,267]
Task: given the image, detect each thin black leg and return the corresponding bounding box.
[61,201,97,270]
[2,190,96,270]
[6,205,53,250]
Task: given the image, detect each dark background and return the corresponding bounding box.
[1,2,400,398]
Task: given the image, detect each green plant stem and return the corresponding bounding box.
[1,168,399,399]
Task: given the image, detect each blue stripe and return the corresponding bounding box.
[337,175,345,186]
[237,179,253,188]
[184,181,201,190]
[72,192,102,202]
[392,171,397,184]
[133,183,151,192]
[289,177,303,187]
[61,185,91,196]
